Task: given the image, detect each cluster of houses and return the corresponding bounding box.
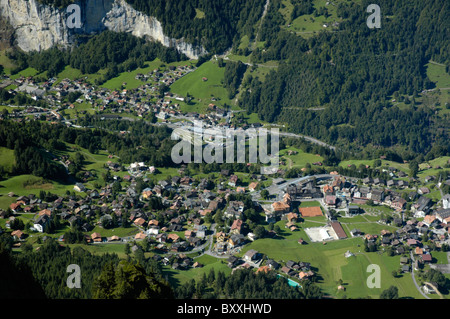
[1,64,201,121]
[225,249,315,285]
[354,214,447,274]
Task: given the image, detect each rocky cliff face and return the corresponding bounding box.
[0,0,207,59]
[0,0,69,52]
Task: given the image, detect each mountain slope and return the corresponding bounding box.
[238,0,449,159]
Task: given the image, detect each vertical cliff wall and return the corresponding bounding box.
[0,0,207,59]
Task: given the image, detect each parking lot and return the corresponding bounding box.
[304,225,339,243]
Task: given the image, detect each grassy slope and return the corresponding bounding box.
[241,220,423,298]
[170,60,233,113]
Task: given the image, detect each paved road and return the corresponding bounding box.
[410,251,430,299]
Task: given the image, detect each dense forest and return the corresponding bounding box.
[223,60,248,99]
[0,118,176,181]
[6,0,448,161]
[240,0,449,160]
[0,233,320,299]
[0,233,170,299]
[125,0,267,54]
[7,31,186,82]
[175,267,322,299]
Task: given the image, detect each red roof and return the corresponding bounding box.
[331,221,347,239]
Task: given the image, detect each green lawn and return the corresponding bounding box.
[9,67,39,80]
[280,0,346,38]
[417,156,450,182]
[0,50,16,74]
[426,61,450,89]
[53,65,84,83]
[170,60,234,112]
[101,59,165,91]
[339,158,410,174]
[0,174,74,209]
[340,252,423,299]
[279,146,324,169]
[0,146,15,173]
[163,254,232,288]
[240,210,423,299]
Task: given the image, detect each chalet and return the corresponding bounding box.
[135,232,147,240]
[34,214,50,233]
[207,200,219,212]
[407,238,419,246]
[322,184,334,196]
[156,233,167,243]
[228,175,239,187]
[287,182,322,200]
[248,182,259,192]
[391,197,407,211]
[423,282,438,294]
[11,230,25,240]
[228,234,245,247]
[386,180,396,187]
[412,196,432,217]
[281,266,291,275]
[133,217,146,227]
[401,264,410,273]
[286,212,298,223]
[348,205,360,216]
[397,180,408,188]
[215,231,227,243]
[271,201,290,214]
[285,260,297,269]
[221,169,231,177]
[9,202,22,213]
[243,249,259,263]
[266,259,280,270]
[225,203,244,219]
[373,178,385,186]
[180,176,193,186]
[170,242,186,254]
[227,256,240,268]
[167,233,180,243]
[371,189,384,203]
[285,222,298,231]
[436,208,450,224]
[408,192,418,201]
[230,219,244,235]
[91,232,102,243]
[74,183,86,192]
[324,195,337,208]
[299,271,314,280]
[421,253,432,263]
[188,236,202,247]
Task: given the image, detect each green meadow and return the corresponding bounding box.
[0,174,74,209]
[170,60,233,112]
[279,146,324,169]
[280,0,346,38]
[163,254,232,288]
[426,61,450,89]
[241,227,423,299]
